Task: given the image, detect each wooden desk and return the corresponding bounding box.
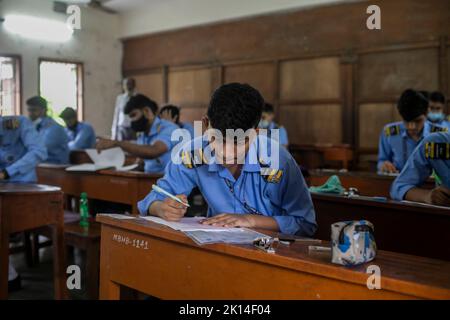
[312,193,450,261]
[37,165,162,215]
[97,215,450,300]
[0,183,66,299]
[308,169,435,198]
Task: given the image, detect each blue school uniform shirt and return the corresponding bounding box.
[36,117,70,164]
[138,134,317,236]
[377,121,447,172]
[390,132,450,200]
[137,117,179,173]
[266,122,289,147]
[430,118,450,130]
[65,122,96,150]
[179,122,195,140]
[0,116,47,182]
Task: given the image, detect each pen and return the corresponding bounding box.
[152,184,190,207]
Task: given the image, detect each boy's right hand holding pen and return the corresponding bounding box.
[148,185,189,221]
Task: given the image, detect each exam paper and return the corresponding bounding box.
[400,200,450,210]
[142,216,236,232]
[185,229,270,245]
[66,147,137,172]
[97,213,137,220]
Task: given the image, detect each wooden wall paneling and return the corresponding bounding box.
[122,0,450,72]
[223,62,276,102]
[280,104,342,145]
[168,67,213,108]
[358,103,397,150]
[357,48,440,101]
[340,54,357,146]
[133,72,164,105]
[279,57,341,102]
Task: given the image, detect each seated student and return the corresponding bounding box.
[96,94,179,173]
[159,104,195,139]
[59,107,96,150]
[427,91,450,130]
[138,83,317,236]
[26,96,70,164]
[258,103,289,148]
[378,89,447,173]
[0,115,47,291]
[391,132,450,206]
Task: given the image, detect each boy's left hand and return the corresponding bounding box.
[201,213,255,228]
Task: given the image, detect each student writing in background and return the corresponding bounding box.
[97,94,179,173]
[427,91,450,130]
[26,96,70,164]
[258,103,289,148]
[59,107,96,150]
[378,89,446,174]
[391,132,450,206]
[159,104,195,139]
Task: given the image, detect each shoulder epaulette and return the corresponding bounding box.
[260,167,283,183]
[2,117,20,130]
[384,124,401,137]
[430,125,448,133]
[425,142,450,160]
[181,149,207,169]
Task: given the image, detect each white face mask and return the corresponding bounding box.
[258,120,270,129]
[32,117,42,127]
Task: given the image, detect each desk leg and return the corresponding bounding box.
[52,221,67,299]
[99,227,120,300]
[86,241,100,299]
[0,199,9,299]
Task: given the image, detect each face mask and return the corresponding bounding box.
[32,117,42,127]
[258,120,270,129]
[427,112,445,122]
[131,115,148,132]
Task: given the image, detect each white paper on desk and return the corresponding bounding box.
[66,147,136,172]
[97,213,137,220]
[400,200,450,210]
[185,229,270,245]
[142,216,236,232]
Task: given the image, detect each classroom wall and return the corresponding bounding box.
[0,0,123,136]
[121,0,450,167]
[119,0,348,38]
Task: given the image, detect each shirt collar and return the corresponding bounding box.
[146,116,161,137]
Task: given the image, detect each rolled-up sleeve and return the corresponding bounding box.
[390,140,431,200]
[138,156,198,215]
[273,157,317,236]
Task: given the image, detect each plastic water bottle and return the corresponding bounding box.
[79,192,89,228]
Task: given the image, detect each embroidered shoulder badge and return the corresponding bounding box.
[384,124,401,137]
[425,142,450,160]
[3,118,20,130]
[181,149,207,169]
[260,168,283,183]
[430,125,448,133]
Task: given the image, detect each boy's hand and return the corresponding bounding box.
[425,186,450,206]
[379,161,398,173]
[96,138,117,152]
[201,213,255,228]
[149,195,188,221]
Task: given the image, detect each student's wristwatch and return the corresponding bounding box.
[2,169,10,180]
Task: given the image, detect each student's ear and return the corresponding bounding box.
[202,116,210,133]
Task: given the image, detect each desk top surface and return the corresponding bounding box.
[97,215,450,299]
[311,193,450,214]
[37,164,162,179]
[0,183,61,195]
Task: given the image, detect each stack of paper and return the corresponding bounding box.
[142,216,271,245]
[66,147,138,172]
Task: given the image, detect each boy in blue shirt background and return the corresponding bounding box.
[59,107,96,150]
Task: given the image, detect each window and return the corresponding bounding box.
[0,55,21,116]
[39,59,83,124]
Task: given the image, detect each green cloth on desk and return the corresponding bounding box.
[309,175,346,194]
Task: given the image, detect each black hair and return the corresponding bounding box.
[397,89,428,122]
[207,83,264,134]
[160,104,180,124]
[429,91,446,104]
[419,91,430,100]
[26,96,48,109]
[59,107,77,119]
[124,94,158,115]
[262,103,274,113]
